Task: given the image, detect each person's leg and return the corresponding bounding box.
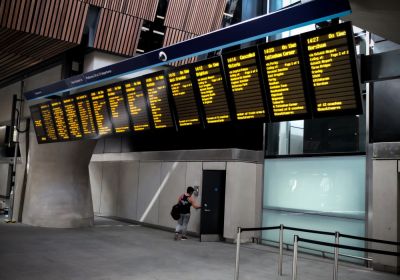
[175,214,184,240]
[180,214,191,239]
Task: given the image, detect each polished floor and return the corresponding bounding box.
[0,217,398,280]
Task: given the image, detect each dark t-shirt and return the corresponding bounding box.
[179,194,192,214]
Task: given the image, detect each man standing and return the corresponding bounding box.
[175,186,201,240]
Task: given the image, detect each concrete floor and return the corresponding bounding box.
[0,217,398,280]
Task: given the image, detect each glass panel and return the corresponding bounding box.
[264,156,366,218]
[262,209,365,259]
[266,115,366,156]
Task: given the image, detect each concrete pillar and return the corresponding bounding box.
[22,127,96,228]
[371,159,399,273]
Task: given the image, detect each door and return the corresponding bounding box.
[200,170,226,241]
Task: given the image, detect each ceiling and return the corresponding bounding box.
[347,0,400,43]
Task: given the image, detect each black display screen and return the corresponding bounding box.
[75,93,97,138]
[50,100,70,141]
[90,89,113,136]
[193,57,232,124]
[144,72,175,129]
[30,105,49,144]
[106,84,130,134]
[167,67,201,127]
[302,22,362,116]
[39,103,58,142]
[259,36,311,122]
[62,97,83,140]
[124,79,151,132]
[222,47,266,121]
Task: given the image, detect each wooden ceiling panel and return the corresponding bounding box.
[93,10,143,56]
[163,28,198,66]
[80,0,158,21]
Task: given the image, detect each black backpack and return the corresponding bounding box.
[170,203,181,220]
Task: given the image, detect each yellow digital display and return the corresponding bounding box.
[40,103,58,141]
[106,85,130,133]
[50,101,70,141]
[304,25,360,114]
[261,39,309,120]
[124,79,151,132]
[194,59,231,124]
[30,105,48,143]
[145,73,174,129]
[168,68,200,127]
[75,94,97,138]
[90,90,113,136]
[224,48,265,120]
[62,98,83,140]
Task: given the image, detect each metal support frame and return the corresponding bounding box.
[292,235,299,280]
[24,0,352,100]
[234,227,241,280]
[279,224,284,276]
[333,231,340,280]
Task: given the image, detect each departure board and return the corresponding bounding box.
[222,47,266,121]
[259,37,311,121]
[302,22,362,116]
[75,94,97,138]
[30,105,48,143]
[90,89,113,136]
[50,100,70,141]
[193,58,231,124]
[167,67,201,127]
[124,79,151,131]
[62,97,83,140]
[144,72,175,129]
[39,103,58,142]
[106,84,130,133]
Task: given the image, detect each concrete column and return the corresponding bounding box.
[371,159,399,273]
[22,128,96,228]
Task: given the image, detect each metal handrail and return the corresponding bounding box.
[234,224,400,280]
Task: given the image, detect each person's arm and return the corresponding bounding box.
[188,196,201,209]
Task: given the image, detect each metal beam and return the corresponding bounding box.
[24,0,352,100]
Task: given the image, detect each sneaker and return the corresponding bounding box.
[181,236,188,240]
[174,233,179,241]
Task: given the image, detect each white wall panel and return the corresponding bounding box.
[158,162,187,229]
[99,162,120,216]
[203,162,226,170]
[224,162,258,240]
[137,162,161,224]
[117,161,140,220]
[89,162,103,214]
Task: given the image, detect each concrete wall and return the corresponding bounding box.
[89,159,262,239]
[0,163,11,197]
[371,159,399,272]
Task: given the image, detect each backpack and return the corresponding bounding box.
[170,203,181,220]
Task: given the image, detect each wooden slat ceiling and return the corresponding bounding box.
[94,9,143,56]
[164,0,225,35]
[163,0,226,66]
[80,0,159,21]
[0,0,88,81]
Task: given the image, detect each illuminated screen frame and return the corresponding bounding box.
[142,70,177,131]
[61,96,84,141]
[301,21,363,118]
[258,36,312,122]
[104,81,132,134]
[122,77,153,133]
[89,87,115,136]
[166,64,203,129]
[191,56,234,126]
[74,92,99,139]
[221,45,270,123]
[30,104,50,144]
